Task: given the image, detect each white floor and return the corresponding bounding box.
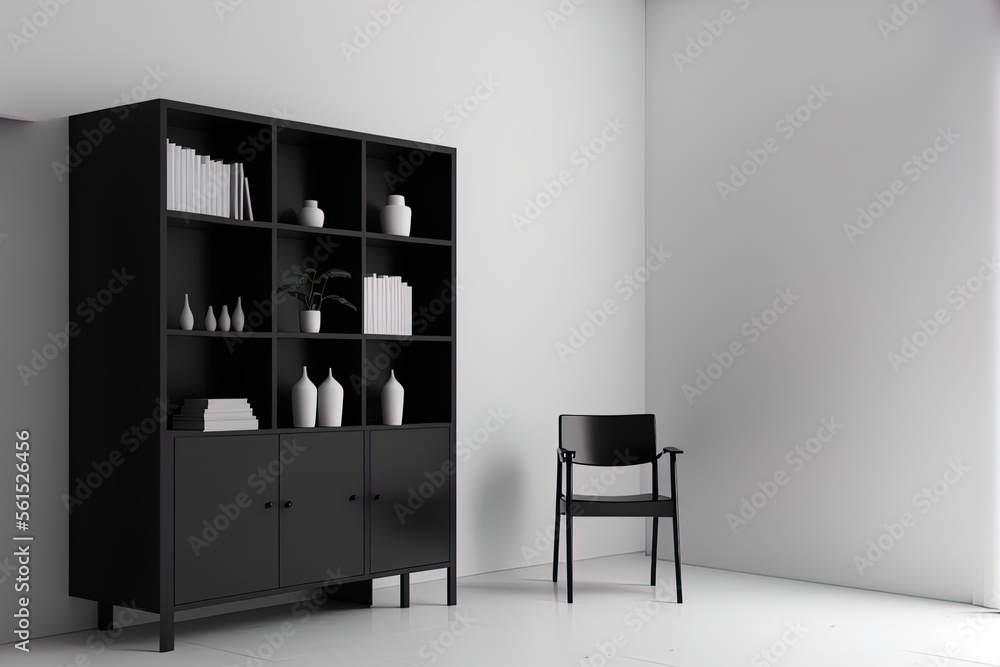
[5,553,999,666]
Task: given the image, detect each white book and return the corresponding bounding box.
[228,163,237,218]
[197,156,209,214]
[363,275,373,333]
[166,140,173,210]
[244,176,254,221]
[403,283,412,335]
[181,148,193,212]
[237,163,244,220]
[171,143,180,210]
[380,276,388,334]
[215,160,224,216]
[392,276,402,335]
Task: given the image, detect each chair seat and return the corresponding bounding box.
[560,493,675,517]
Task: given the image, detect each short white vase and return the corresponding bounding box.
[299,200,325,228]
[292,366,317,428]
[300,309,321,333]
[219,305,231,332]
[204,306,217,332]
[317,368,344,427]
[381,370,404,425]
[179,294,194,330]
[380,194,411,236]
[232,297,245,332]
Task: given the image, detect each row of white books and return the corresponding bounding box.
[363,275,412,335]
[166,140,255,220]
[172,398,259,431]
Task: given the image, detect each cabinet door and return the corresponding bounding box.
[175,435,279,605]
[279,431,365,586]
[370,428,451,573]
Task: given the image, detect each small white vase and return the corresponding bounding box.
[292,366,317,428]
[380,194,411,236]
[204,306,217,332]
[300,309,321,333]
[317,368,344,427]
[219,305,231,332]
[381,370,404,425]
[179,294,194,331]
[232,297,245,332]
[299,200,324,228]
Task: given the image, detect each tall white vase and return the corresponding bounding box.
[232,297,245,332]
[381,370,404,425]
[179,294,194,330]
[292,366,317,428]
[204,306,217,332]
[317,368,344,427]
[219,305,231,332]
[380,195,411,236]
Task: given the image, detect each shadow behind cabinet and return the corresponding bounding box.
[67,100,456,652]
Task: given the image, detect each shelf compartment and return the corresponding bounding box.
[167,224,273,334]
[167,107,274,222]
[364,340,452,426]
[277,338,362,429]
[276,234,362,335]
[365,141,453,241]
[166,335,272,429]
[365,241,453,337]
[277,129,362,232]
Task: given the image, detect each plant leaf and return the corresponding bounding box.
[319,268,351,280]
[322,294,357,310]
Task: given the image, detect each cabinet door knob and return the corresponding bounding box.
[373,494,381,501]
[349,494,357,501]
[264,502,274,509]
[284,501,294,508]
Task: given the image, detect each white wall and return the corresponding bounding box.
[0,0,647,639]
[646,0,999,604]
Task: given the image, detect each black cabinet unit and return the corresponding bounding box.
[68,100,456,652]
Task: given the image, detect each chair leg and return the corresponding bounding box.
[552,503,561,583]
[650,517,659,586]
[566,507,573,603]
[672,515,683,603]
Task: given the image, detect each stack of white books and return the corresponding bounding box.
[172,398,258,431]
[363,274,412,335]
[166,140,255,220]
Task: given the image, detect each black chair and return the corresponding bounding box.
[552,414,683,603]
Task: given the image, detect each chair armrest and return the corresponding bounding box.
[658,446,684,457]
[558,446,577,462]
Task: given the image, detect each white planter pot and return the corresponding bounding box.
[300,309,321,333]
[381,369,404,425]
[291,366,317,428]
[299,200,325,228]
[380,195,411,236]
[317,368,344,427]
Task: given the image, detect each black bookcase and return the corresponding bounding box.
[68,100,456,652]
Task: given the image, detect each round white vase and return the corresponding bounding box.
[299,200,325,228]
[380,195,411,236]
[292,366,317,428]
[204,306,217,332]
[300,309,321,333]
[232,297,245,332]
[219,305,231,332]
[381,370,404,425]
[317,368,344,427]
[179,294,194,330]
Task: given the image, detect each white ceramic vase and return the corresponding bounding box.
[317,368,344,427]
[300,309,321,333]
[292,366,317,428]
[232,297,245,332]
[381,370,404,425]
[179,294,194,330]
[380,194,411,236]
[204,306,217,332]
[219,305,231,332]
[299,200,324,228]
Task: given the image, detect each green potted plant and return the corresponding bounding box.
[276,267,356,333]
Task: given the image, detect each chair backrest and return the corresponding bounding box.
[559,414,657,467]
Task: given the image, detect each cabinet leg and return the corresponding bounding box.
[400,573,410,608]
[159,609,174,653]
[447,566,457,606]
[97,602,114,632]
